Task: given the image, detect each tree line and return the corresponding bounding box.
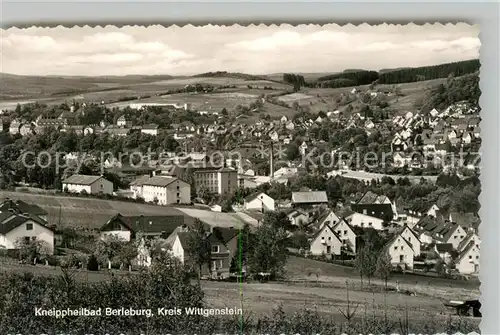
[296,59,479,89]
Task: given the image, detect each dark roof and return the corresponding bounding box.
[62,174,105,185]
[457,241,477,262]
[100,214,185,235]
[0,212,54,234]
[212,227,239,245]
[435,243,454,253]
[0,199,47,216]
[176,232,196,250]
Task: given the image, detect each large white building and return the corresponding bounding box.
[62,174,113,195]
[131,175,191,205]
[0,201,54,254]
[193,167,238,196]
[344,212,385,230]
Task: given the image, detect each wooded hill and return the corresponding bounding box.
[305,59,480,89]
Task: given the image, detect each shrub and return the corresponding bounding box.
[87,254,99,271]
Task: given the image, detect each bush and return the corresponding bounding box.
[87,254,99,271]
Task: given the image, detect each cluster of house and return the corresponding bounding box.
[99,213,239,275]
[6,108,160,138]
[0,190,481,277]
[275,189,480,275]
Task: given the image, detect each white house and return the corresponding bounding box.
[344,212,385,230]
[244,192,275,212]
[399,225,421,257]
[434,224,467,250]
[100,214,186,243]
[137,176,191,205]
[141,124,159,136]
[332,219,357,254]
[117,115,127,127]
[383,233,414,270]
[62,174,113,195]
[285,209,309,226]
[9,120,21,135]
[309,224,342,257]
[456,241,480,274]
[0,212,55,254]
[316,210,341,230]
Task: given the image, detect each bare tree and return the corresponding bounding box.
[376,251,393,289]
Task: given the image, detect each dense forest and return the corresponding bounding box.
[316,70,379,86]
[282,73,306,91]
[303,59,480,89]
[420,72,481,113]
[377,59,480,84]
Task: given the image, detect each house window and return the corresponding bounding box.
[343,230,347,235]
[177,186,180,190]
[337,231,341,235]
[326,246,331,254]
[460,236,464,239]
[394,246,397,250]
[328,237,331,241]
[401,246,404,250]
[177,193,180,197]
[368,222,372,226]
[469,255,472,259]
[476,255,479,259]
[212,245,220,253]
[26,223,33,230]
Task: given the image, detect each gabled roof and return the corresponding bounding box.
[456,241,478,263]
[331,218,356,234]
[382,233,413,253]
[357,191,390,205]
[0,212,54,235]
[211,227,239,245]
[141,176,183,188]
[244,192,270,203]
[311,223,341,242]
[62,174,105,185]
[0,199,47,217]
[292,191,328,204]
[457,232,478,252]
[100,213,186,235]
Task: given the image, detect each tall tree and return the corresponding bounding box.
[186,219,212,280]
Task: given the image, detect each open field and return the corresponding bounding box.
[0,191,254,229]
[0,256,480,325]
[0,71,447,119]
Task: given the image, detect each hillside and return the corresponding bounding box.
[0,191,253,229]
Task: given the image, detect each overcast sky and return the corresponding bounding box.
[1,23,480,76]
